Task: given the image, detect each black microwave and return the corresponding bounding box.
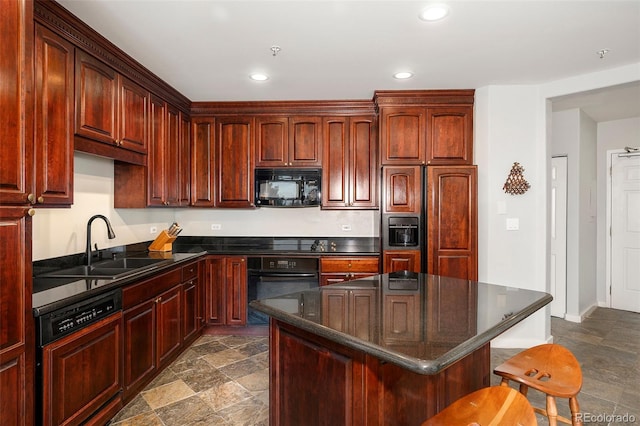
[255,168,321,207]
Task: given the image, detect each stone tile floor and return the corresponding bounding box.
[111,307,639,425]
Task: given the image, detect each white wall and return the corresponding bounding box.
[596,117,640,304]
[550,109,598,321]
[474,85,550,347]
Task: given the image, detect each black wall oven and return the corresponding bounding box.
[247,256,319,325]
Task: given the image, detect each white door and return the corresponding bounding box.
[611,153,640,313]
[550,156,567,318]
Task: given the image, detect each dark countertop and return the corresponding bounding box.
[249,271,552,375]
[32,251,205,316]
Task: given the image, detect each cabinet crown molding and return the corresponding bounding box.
[374,89,475,107]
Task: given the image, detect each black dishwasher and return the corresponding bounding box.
[36,288,123,425]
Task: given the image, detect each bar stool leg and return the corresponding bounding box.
[570,396,582,426]
[546,394,559,426]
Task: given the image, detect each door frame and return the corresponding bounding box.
[550,155,567,318]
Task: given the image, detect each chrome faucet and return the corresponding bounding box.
[86,215,116,267]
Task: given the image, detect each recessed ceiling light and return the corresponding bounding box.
[419,4,450,21]
[394,72,414,80]
[250,73,269,81]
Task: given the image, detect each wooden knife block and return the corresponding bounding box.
[148,230,176,252]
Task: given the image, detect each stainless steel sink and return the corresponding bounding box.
[41,258,172,279]
[97,258,170,269]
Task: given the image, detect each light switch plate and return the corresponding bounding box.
[506,218,519,230]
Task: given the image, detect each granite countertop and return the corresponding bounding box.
[32,251,205,315]
[249,271,552,375]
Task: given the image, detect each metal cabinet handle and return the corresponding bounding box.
[27,208,36,217]
[27,193,35,203]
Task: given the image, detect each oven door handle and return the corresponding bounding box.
[254,272,317,278]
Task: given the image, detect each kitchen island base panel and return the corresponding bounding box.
[269,319,490,426]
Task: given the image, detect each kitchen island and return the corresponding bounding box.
[249,271,552,426]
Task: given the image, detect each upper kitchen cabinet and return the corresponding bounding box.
[215,116,255,208]
[375,90,474,166]
[190,117,216,207]
[382,166,421,214]
[32,24,74,207]
[114,98,190,208]
[255,116,322,167]
[322,116,378,209]
[74,50,148,165]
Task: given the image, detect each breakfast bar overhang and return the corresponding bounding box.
[249,271,552,426]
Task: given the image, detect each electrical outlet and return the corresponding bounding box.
[211,224,222,230]
[150,226,158,234]
[341,224,352,232]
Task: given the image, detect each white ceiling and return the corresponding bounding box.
[57,0,640,121]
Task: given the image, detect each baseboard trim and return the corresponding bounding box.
[564,304,598,323]
[490,336,551,349]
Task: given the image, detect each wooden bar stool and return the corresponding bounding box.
[421,385,537,426]
[493,344,583,426]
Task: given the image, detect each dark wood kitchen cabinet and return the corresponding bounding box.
[383,250,421,273]
[34,23,74,207]
[215,116,254,208]
[179,113,192,206]
[375,90,474,166]
[122,267,183,401]
[319,256,380,286]
[0,1,35,424]
[182,260,203,345]
[41,312,123,426]
[147,95,168,206]
[426,166,478,280]
[205,256,247,326]
[190,117,216,207]
[74,49,148,164]
[322,116,378,209]
[255,116,322,167]
[382,166,421,214]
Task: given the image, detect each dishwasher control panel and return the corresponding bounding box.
[37,289,122,346]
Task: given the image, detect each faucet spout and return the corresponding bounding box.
[86,215,116,267]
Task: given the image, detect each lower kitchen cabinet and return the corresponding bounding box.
[383,250,421,273]
[205,256,247,326]
[121,264,199,402]
[40,312,123,426]
[319,256,379,286]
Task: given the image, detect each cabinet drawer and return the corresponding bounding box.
[122,268,181,308]
[182,261,198,282]
[320,257,379,273]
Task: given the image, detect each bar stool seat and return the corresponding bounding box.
[493,344,582,426]
[421,385,537,426]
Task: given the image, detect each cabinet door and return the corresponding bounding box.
[165,104,181,205]
[349,116,378,208]
[322,117,348,207]
[383,250,421,273]
[426,107,473,165]
[225,257,247,325]
[255,116,288,167]
[0,208,33,426]
[179,113,191,206]
[383,293,421,344]
[157,285,182,366]
[123,299,156,399]
[350,289,376,342]
[205,257,225,324]
[75,50,118,145]
[147,95,167,206]
[191,117,215,207]
[0,0,33,206]
[383,166,421,214]
[182,278,199,344]
[321,289,348,333]
[380,107,426,165]
[42,313,122,426]
[215,117,254,208]
[118,77,148,154]
[289,116,322,166]
[34,24,74,206]
[426,166,477,280]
